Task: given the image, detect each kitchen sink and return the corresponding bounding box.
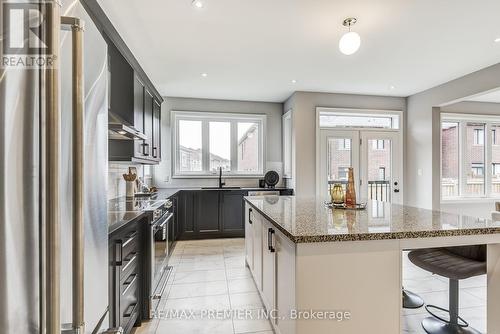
[201,186,241,189]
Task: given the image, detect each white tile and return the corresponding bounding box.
[230,292,264,310]
[168,281,229,299]
[227,267,252,280]
[156,319,233,334]
[228,278,258,294]
[233,309,273,333]
[173,269,227,284]
[463,287,487,301]
[403,289,486,315]
[403,277,449,294]
[163,294,231,312]
[176,261,226,272]
[225,256,246,269]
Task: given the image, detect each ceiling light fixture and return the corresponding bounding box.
[201,73,208,77]
[339,17,361,55]
[389,85,396,90]
[291,79,297,84]
[192,0,204,9]
[495,37,500,43]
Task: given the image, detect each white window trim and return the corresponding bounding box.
[171,110,266,178]
[316,107,402,131]
[440,113,500,201]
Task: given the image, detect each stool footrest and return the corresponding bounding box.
[425,304,468,327]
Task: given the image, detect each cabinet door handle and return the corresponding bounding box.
[269,228,276,253]
[142,142,150,156]
[115,240,123,266]
[268,227,272,251]
[152,147,157,158]
[248,208,252,224]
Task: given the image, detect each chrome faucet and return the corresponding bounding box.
[219,167,225,188]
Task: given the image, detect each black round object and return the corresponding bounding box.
[264,171,279,188]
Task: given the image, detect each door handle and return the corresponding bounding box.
[61,15,86,333]
[269,228,276,253]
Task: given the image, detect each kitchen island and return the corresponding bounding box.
[244,196,500,334]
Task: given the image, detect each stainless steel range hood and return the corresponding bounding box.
[108,122,147,140]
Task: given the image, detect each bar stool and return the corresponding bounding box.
[408,245,486,334]
[403,288,424,309]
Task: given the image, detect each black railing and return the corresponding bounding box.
[328,179,391,202]
[368,180,390,202]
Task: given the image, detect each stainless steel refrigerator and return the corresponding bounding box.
[0,0,110,333]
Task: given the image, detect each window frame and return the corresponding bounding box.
[440,113,500,200]
[171,111,266,178]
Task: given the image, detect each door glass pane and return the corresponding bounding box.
[492,125,500,195]
[237,122,260,173]
[209,121,231,172]
[464,123,485,196]
[327,138,352,195]
[441,122,459,198]
[367,139,391,202]
[178,120,202,172]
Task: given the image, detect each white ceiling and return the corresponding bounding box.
[468,90,500,103]
[98,0,500,102]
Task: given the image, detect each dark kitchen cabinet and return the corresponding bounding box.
[109,218,143,334]
[178,191,195,239]
[220,190,246,235]
[143,90,153,158]
[195,191,220,235]
[108,43,134,125]
[152,100,161,161]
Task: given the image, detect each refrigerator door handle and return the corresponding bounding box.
[61,16,86,334]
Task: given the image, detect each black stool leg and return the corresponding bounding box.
[422,279,481,334]
[402,288,424,309]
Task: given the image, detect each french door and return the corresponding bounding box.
[318,130,402,203]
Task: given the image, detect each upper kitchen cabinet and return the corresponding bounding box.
[152,100,161,161]
[282,109,293,179]
[107,43,163,164]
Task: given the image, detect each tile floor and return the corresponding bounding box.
[134,239,487,334]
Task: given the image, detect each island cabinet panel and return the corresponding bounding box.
[261,218,276,313]
[245,207,254,271]
[252,211,263,291]
[245,203,296,334]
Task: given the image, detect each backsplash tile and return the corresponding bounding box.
[108,163,152,200]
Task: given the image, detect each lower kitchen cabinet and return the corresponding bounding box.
[109,217,145,334]
[195,190,220,235]
[245,202,296,334]
[220,190,246,235]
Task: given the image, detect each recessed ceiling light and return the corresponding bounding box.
[389,85,396,90]
[495,37,500,43]
[192,0,204,8]
[201,73,208,77]
[291,79,297,84]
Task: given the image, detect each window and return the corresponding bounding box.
[372,139,385,150]
[338,167,349,180]
[440,114,500,199]
[338,139,351,150]
[318,109,400,129]
[173,111,265,176]
[471,163,484,176]
[474,128,485,145]
[378,167,386,181]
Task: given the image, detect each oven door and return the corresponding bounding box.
[152,212,172,285]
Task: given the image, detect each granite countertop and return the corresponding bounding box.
[244,196,500,243]
[108,210,146,234]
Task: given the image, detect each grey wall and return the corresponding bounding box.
[441,101,500,115]
[153,97,284,188]
[285,91,406,197]
[406,63,500,210]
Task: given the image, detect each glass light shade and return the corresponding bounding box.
[339,31,361,55]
